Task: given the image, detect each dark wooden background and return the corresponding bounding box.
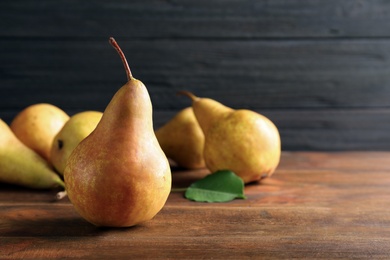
[1,0,390,151]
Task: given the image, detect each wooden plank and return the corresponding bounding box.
[3,108,390,151]
[266,109,390,150]
[1,152,390,258]
[155,108,390,151]
[1,206,390,258]
[2,1,390,151]
[1,0,390,38]
[2,38,390,112]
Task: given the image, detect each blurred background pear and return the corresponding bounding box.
[181,91,281,184]
[0,119,64,189]
[156,107,205,169]
[50,111,102,175]
[10,103,69,161]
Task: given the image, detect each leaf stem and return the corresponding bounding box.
[171,187,188,193]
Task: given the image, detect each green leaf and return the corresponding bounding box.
[184,170,246,202]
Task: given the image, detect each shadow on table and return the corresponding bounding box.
[0,206,145,237]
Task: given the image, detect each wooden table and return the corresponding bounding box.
[1,152,390,259]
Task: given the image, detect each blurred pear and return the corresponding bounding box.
[156,107,205,169]
[181,91,281,184]
[50,111,102,175]
[0,119,64,189]
[10,103,69,161]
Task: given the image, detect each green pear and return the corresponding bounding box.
[50,111,103,175]
[0,119,64,189]
[10,103,69,161]
[155,107,206,169]
[64,37,171,227]
[180,91,281,184]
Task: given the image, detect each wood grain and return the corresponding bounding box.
[1,0,390,38]
[2,39,390,110]
[1,152,390,258]
[2,38,390,150]
[2,0,390,150]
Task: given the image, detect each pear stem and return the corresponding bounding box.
[109,37,133,81]
[177,91,199,102]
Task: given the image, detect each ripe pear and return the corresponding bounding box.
[0,119,64,189]
[50,111,103,175]
[155,107,206,169]
[10,103,69,161]
[64,37,171,227]
[180,91,281,184]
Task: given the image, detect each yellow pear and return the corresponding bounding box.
[0,119,64,189]
[155,107,205,169]
[10,103,69,161]
[50,111,103,175]
[180,91,281,184]
[64,37,171,227]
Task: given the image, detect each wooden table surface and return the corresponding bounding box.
[1,151,390,259]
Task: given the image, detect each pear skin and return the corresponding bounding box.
[10,103,70,161]
[181,91,281,184]
[155,107,206,169]
[64,37,171,227]
[180,92,234,135]
[50,111,103,175]
[0,119,64,189]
